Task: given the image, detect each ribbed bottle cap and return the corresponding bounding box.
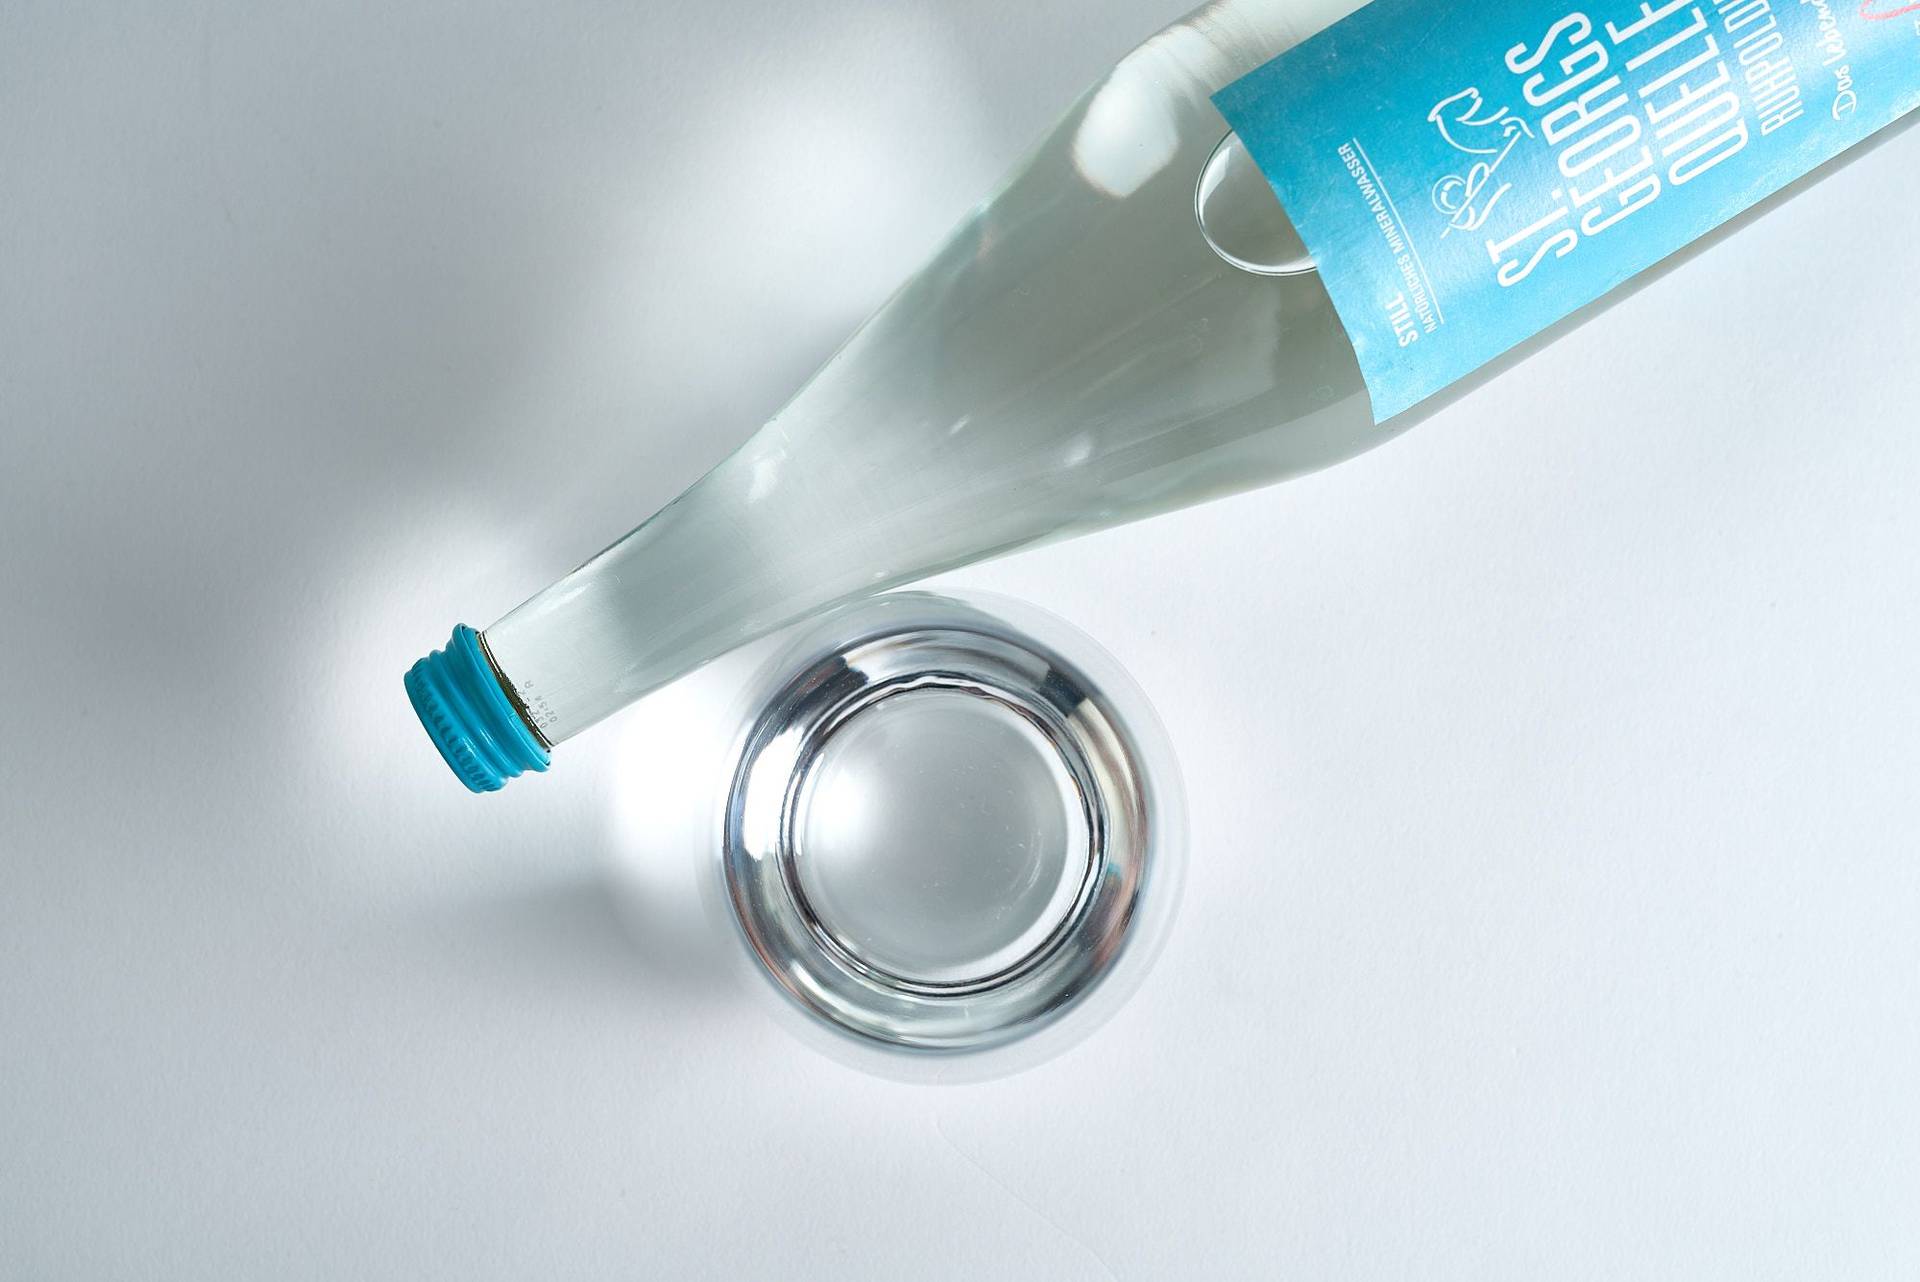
[405,625,550,793]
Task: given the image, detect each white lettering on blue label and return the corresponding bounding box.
[1215,0,1920,421]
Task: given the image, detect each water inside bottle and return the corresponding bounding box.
[483,7,1378,747]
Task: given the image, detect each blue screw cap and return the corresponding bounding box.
[405,625,550,793]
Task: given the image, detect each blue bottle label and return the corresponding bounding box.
[1214,0,1920,422]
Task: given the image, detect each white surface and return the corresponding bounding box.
[4,2,1919,1277]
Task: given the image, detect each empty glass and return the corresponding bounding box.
[719,591,1185,1066]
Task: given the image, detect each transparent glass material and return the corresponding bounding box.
[484,0,1388,747]
[719,592,1184,1060]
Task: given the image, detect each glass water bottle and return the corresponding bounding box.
[407,0,1382,790]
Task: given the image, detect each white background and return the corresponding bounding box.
[4,2,1919,1277]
